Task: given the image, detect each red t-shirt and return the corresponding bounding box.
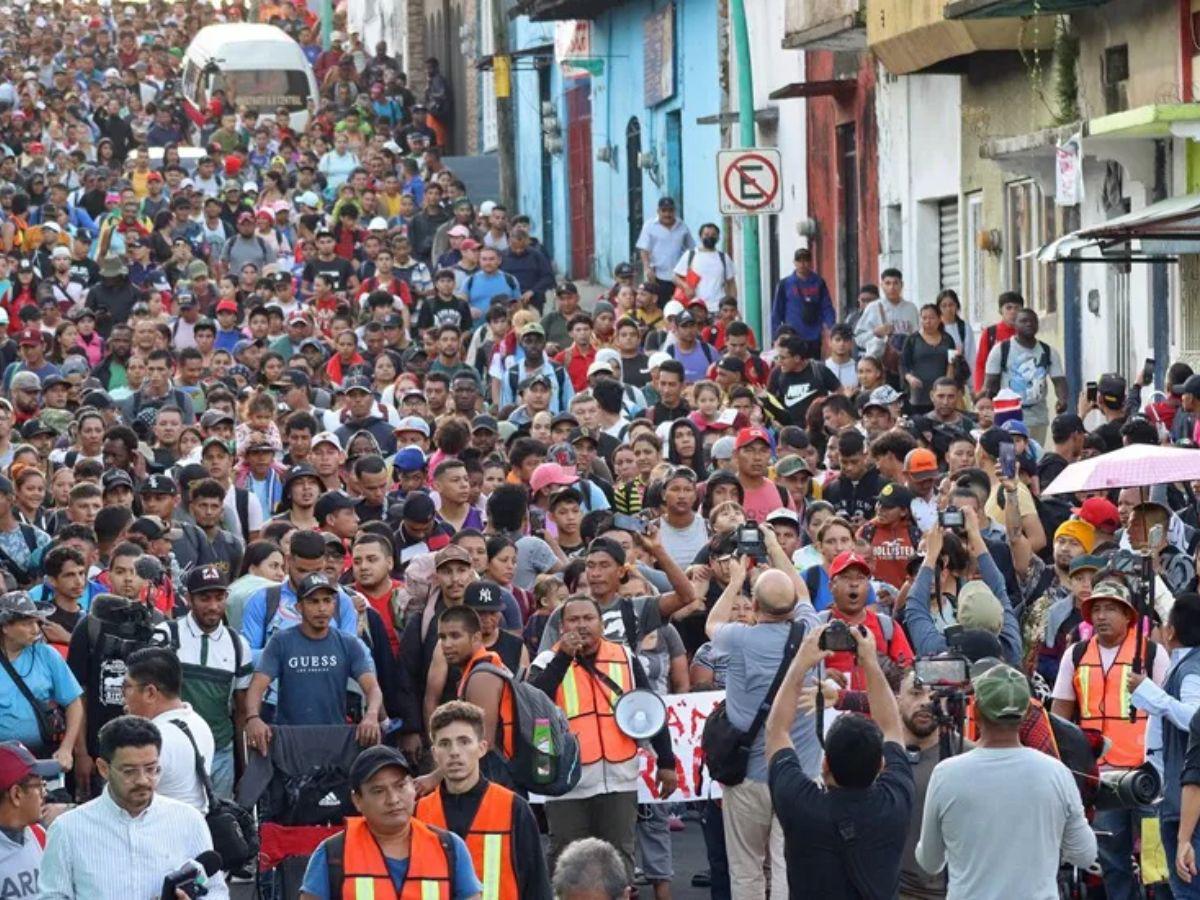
[359,579,402,656]
[856,518,919,591]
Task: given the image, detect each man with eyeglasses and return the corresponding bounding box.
[0,742,61,894]
[40,715,230,899]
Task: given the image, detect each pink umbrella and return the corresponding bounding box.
[1041,444,1200,496]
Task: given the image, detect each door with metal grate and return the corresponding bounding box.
[938,198,960,293]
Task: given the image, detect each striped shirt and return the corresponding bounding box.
[40,788,229,900]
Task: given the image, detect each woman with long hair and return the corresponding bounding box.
[10,464,47,530]
[50,322,79,365]
[666,418,708,481]
[938,288,975,373]
[900,303,956,415]
[226,541,287,632]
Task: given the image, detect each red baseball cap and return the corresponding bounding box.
[1072,497,1121,532]
[0,742,59,791]
[26,142,44,155]
[829,550,871,578]
[147,171,163,182]
[17,328,42,347]
[215,299,239,314]
[734,426,771,451]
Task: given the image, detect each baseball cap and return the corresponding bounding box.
[555,281,578,297]
[314,491,357,522]
[710,435,736,461]
[0,742,60,791]
[434,543,472,569]
[9,372,40,392]
[1097,373,1127,405]
[215,299,238,314]
[520,322,546,338]
[343,375,374,394]
[864,385,903,410]
[568,427,600,447]
[903,448,939,479]
[1002,419,1030,439]
[530,462,577,496]
[101,469,134,491]
[471,415,498,434]
[395,416,431,438]
[185,564,228,593]
[765,508,801,528]
[1071,497,1121,533]
[200,409,235,430]
[464,580,505,611]
[971,664,1031,722]
[392,447,428,473]
[734,426,771,451]
[877,482,914,510]
[139,474,177,495]
[297,572,337,600]
[614,262,634,278]
[17,328,42,347]
[349,745,412,791]
[129,516,170,541]
[312,431,342,451]
[20,419,55,440]
[775,454,812,478]
[828,551,871,578]
[1068,554,1106,576]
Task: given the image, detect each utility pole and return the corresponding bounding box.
[491,0,517,210]
[728,0,762,343]
[321,0,333,51]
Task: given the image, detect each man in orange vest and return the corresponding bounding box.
[417,701,551,900]
[1050,577,1168,900]
[430,603,517,788]
[300,744,482,899]
[528,595,678,882]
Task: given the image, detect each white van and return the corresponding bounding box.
[181,24,318,135]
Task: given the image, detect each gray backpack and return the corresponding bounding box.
[465,662,581,797]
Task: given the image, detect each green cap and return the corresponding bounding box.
[971,664,1030,722]
[1068,554,1106,576]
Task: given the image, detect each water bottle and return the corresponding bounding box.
[532,717,553,783]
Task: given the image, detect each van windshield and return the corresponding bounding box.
[214,69,309,112]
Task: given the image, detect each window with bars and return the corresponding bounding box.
[1004,180,1058,313]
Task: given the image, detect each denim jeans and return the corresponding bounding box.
[1093,806,1151,900]
[1160,816,1200,899]
[210,744,235,800]
[700,799,731,900]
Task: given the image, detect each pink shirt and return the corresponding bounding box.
[740,477,791,523]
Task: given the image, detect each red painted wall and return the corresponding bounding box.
[805,50,880,314]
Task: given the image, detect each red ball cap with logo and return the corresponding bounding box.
[734,426,771,451]
[0,742,60,791]
[829,550,871,579]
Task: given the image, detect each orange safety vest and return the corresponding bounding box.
[416,781,519,900]
[554,638,638,766]
[335,816,453,900]
[1071,630,1147,768]
[458,647,516,758]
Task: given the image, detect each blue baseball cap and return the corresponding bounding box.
[393,446,428,473]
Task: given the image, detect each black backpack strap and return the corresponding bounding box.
[1039,340,1052,371]
[619,597,640,650]
[235,488,250,544]
[264,585,283,635]
[0,651,53,746]
[169,718,218,809]
[431,825,458,899]
[745,621,805,745]
[1000,339,1010,373]
[325,831,346,898]
[167,619,180,650]
[19,524,37,554]
[1071,638,1089,669]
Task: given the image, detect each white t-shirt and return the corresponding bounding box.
[672,248,736,311]
[824,356,858,389]
[152,704,216,813]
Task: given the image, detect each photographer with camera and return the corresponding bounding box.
[704,537,818,900]
[765,621,913,899]
[1051,577,1168,900]
[896,664,974,899]
[916,664,1096,898]
[902,506,1022,666]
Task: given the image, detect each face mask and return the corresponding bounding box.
[701,236,718,250]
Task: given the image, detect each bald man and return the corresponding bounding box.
[703,525,818,900]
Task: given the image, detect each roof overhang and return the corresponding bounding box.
[782,14,865,51]
[511,0,618,21]
[1087,104,1200,140]
[946,0,1113,19]
[768,79,857,101]
[1035,193,1200,263]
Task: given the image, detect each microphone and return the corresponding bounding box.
[135,555,166,585]
[160,850,222,900]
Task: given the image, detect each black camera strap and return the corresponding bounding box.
[0,651,54,747]
[170,718,219,810]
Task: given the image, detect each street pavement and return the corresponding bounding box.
[230,815,712,898]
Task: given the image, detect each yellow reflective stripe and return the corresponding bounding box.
[1119,663,1133,713]
[607,662,624,706]
[421,880,441,900]
[1077,661,1092,718]
[353,876,376,899]
[481,834,503,900]
[562,668,580,717]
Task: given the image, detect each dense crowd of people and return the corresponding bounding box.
[1,1,1200,900]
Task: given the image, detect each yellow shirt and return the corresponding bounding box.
[378,192,403,219]
[984,480,1037,524]
[130,169,150,199]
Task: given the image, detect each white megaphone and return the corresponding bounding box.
[613,689,667,739]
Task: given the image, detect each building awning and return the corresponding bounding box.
[782,13,865,51]
[1088,104,1200,140]
[1034,193,1200,263]
[946,0,1111,19]
[510,0,619,21]
[768,80,857,101]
